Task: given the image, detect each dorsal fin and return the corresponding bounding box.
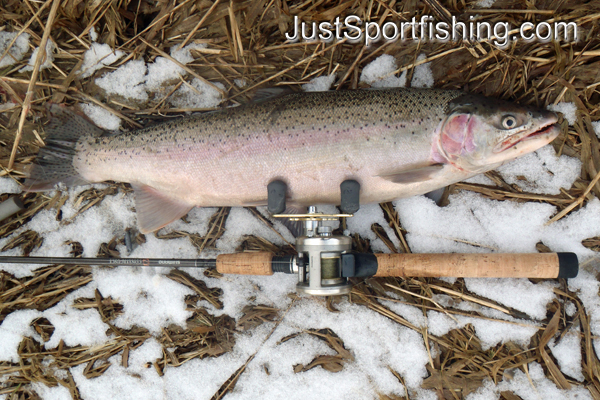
[252,87,295,102]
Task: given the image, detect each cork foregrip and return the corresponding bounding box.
[216,252,274,275]
[374,253,560,278]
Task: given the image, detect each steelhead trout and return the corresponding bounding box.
[25,88,560,233]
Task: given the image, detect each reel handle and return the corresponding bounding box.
[371,252,578,279]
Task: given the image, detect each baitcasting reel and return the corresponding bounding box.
[269,179,366,296]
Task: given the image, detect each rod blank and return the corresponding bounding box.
[0,256,216,268]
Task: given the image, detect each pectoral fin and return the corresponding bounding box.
[379,164,444,184]
[132,184,193,233]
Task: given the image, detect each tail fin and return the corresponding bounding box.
[24,105,104,191]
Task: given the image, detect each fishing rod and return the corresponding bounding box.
[0,180,579,296]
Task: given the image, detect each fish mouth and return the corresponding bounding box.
[493,121,560,153]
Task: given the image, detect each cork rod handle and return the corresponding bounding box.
[374,253,578,278]
[216,252,274,275]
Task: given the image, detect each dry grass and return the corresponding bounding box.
[1,0,600,398]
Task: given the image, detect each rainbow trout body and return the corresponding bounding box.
[25,88,560,233]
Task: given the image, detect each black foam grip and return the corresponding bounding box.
[557,252,578,279]
[340,180,360,214]
[267,180,287,214]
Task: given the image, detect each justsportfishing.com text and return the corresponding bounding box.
[285,15,579,47]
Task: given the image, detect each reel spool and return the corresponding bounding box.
[269,180,360,296]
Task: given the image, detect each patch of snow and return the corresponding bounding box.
[0,177,21,194]
[565,301,577,317]
[145,43,207,93]
[20,39,55,72]
[497,145,581,194]
[345,203,400,253]
[464,278,555,320]
[549,325,584,382]
[89,26,98,42]
[475,0,496,8]
[411,54,434,88]
[395,191,600,258]
[548,102,577,125]
[593,121,600,140]
[0,31,30,68]
[43,283,109,349]
[381,298,428,328]
[360,54,407,88]
[360,53,434,89]
[498,362,592,399]
[95,59,148,101]
[79,103,122,130]
[169,78,225,109]
[78,42,125,78]
[0,309,42,362]
[303,73,336,92]
[95,43,217,108]
[31,382,72,400]
[568,267,600,359]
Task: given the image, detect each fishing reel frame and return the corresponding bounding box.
[269,180,361,296]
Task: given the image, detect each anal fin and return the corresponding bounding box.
[132,184,193,234]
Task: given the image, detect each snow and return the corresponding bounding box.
[43,284,110,349]
[95,59,148,101]
[496,145,581,195]
[466,364,593,400]
[0,177,21,194]
[411,54,434,89]
[548,102,577,125]
[360,53,434,89]
[464,278,555,320]
[475,0,496,8]
[94,266,194,333]
[93,43,224,110]
[144,43,207,94]
[221,300,430,399]
[345,203,400,253]
[0,309,41,362]
[78,42,125,78]
[0,31,30,68]
[1,47,599,398]
[501,362,592,399]
[79,103,122,130]
[89,26,98,42]
[169,78,225,109]
[593,121,600,139]
[19,39,55,72]
[302,73,336,92]
[360,54,407,88]
[565,301,577,317]
[31,382,72,400]
[549,326,584,382]
[0,102,18,112]
[568,267,600,358]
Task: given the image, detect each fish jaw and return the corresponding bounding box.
[492,112,560,155]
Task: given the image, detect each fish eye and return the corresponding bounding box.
[502,115,517,129]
